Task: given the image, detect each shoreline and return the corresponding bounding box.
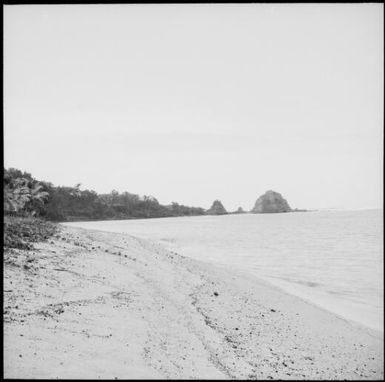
[254,274,383,336]
[63,210,383,336]
[4,225,384,379]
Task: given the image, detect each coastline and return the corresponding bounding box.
[4,225,384,379]
[63,209,383,335]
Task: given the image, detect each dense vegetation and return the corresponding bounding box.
[4,167,206,222]
[4,168,57,250]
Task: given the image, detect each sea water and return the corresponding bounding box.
[64,209,383,333]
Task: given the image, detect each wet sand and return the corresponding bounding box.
[4,225,384,379]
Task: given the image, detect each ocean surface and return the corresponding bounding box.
[64,209,383,333]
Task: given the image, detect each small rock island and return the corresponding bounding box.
[207,200,227,215]
[251,190,292,213]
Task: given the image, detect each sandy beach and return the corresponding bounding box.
[4,225,384,379]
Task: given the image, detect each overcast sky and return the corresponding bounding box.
[4,4,383,211]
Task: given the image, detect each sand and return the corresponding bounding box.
[3,225,384,379]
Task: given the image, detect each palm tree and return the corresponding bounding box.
[4,178,49,215]
[4,178,31,213]
[30,183,49,204]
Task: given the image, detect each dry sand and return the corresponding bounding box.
[4,225,384,379]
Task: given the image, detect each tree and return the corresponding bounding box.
[4,167,208,221]
[4,177,49,216]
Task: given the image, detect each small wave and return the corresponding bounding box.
[160,237,175,243]
[295,280,321,288]
[269,276,322,288]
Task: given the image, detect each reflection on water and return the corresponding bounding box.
[64,209,383,332]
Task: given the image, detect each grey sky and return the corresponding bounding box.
[4,4,383,211]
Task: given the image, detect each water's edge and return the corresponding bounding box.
[63,210,383,335]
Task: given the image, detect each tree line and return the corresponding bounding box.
[3,168,206,222]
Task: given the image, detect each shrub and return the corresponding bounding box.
[3,215,58,250]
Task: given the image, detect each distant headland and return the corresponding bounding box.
[201,190,308,215]
[210,190,307,215]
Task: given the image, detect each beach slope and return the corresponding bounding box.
[4,226,383,379]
